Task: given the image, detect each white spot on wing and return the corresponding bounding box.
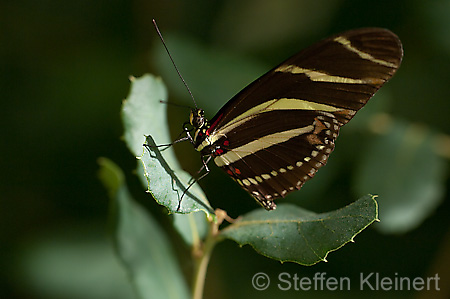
[262,174,271,180]
[249,178,258,185]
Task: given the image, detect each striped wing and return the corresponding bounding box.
[208,28,403,210]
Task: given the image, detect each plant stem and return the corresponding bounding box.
[192,219,219,299]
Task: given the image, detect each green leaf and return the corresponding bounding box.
[121,75,168,157]
[172,212,208,246]
[142,136,214,214]
[354,119,446,234]
[220,195,378,265]
[98,157,190,299]
[121,74,214,216]
[98,156,125,198]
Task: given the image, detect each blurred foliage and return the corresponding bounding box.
[99,157,190,299]
[2,0,450,298]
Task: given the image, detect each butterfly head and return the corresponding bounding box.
[189,108,207,129]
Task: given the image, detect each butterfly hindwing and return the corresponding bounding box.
[215,112,339,209]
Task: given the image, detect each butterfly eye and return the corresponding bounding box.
[189,110,195,125]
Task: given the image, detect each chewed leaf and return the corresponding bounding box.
[121,74,214,216]
[220,195,378,265]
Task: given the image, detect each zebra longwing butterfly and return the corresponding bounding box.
[173,28,402,210]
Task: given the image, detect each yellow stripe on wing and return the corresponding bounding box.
[197,98,342,151]
[214,125,314,167]
[334,36,398,68]
[275,65,385,85]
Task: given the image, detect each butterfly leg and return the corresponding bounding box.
[187,155,212,185]
[177,155,212,211]
[143,124,192,151]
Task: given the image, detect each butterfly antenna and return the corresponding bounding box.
[152,19,197,108]
[158,100,192,110]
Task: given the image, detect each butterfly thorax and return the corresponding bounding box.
[188,108,207,148]
[188,108,210,148]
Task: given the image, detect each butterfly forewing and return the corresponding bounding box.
[196,28,402,210]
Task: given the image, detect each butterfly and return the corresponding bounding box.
[165,27,402,210]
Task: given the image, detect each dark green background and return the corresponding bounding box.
[2,0,449,298]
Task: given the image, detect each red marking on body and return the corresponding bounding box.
[206,113,223,136]
[226,169,233,176]
[235,168,241,175]
[216,148,223,155]
[223,140,229,146]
